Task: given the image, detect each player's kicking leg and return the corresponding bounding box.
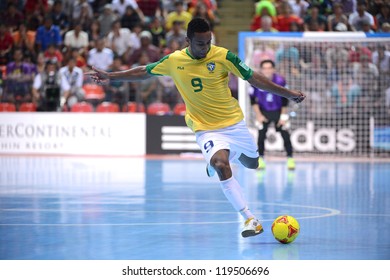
[209,150,263,238]
[235,153,263,237]
[196,121,263,237]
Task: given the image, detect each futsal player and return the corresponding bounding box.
[86,18,306,238]
[250,59,295,170]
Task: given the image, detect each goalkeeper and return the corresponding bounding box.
[250,59,295,170]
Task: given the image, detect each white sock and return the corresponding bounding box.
[220,176,255,220]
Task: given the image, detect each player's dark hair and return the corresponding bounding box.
[187,18,210,40]
[260,59,275,68]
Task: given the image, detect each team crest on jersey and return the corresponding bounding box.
[206,62,216,72]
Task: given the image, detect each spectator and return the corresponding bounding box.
[88,38,114,71]
[304,5,328,31]
[50,0,69,36]
[73,0,93,25]
[251,44,276,69]
[59,57,84,109]
[134,52,159,106]
[372,45,390,109]
[376,4,390,32]
[24,0,49,16]
[78,2,94,31]
[128,23,143,50]
[250,0,277,31]
[275,43,301,88]
[87,20,101,49]
[353,53,379,110]
[32,59,62,111]
[301,52,327,114]
[192,2,217,30]
[328,3,351,31]
[35,16,62,52]
[256,15,279,32]
[355,53,379,117]
[105,20,135,62]
[137,0,163,23]
[382,22,390,32]
[325,46,348,75]
[306,0,332,16]
[334,0,357,16]
[12,23,36,56]
[128,30,160,66]
[361,19,375,33]
[165,1,193,31]
[330,69,361,115]
[367,0,384,16]
[112,0,145,23]
[0,23,14,65]
[70,48,87,70]
[149,17,166,48]
[349,0,376,31]
[348,45,372,63]
[99,4,119,37]
[255,0,277,17]
[104,56,129,111]
[372,45,390,75]
[62,0,74,18]
[289,21,304,31]
[43,44,63,68]
[2,3,25,32]
[275,43,300,68]
[161,0,188,16]
[165,20,187,49]
[162,38,181,56]
[121,5,142,31]
[288,0,309,18]
[64,23,89,55]
[35,52,46,73]
[275,1,303,32]
[189,0,218,13]
[3,48,37,105]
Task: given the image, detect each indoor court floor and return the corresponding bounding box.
[0,156,389,260]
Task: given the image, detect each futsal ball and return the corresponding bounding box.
[271,215,300,244]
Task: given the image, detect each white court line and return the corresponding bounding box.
[0,200,342,226]
[0,209,324,215]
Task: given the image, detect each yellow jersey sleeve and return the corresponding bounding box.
[145,46,253,132]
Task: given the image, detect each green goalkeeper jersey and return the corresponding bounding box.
[146,45,253,132]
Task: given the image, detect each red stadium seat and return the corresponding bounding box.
[0,65,6,79]
[126,102,145,112]
[173,103,186,115]
[19,102,37,112]
[96,102,120,113]
[0,102,16,112]
[71,102,94,112]
[82,84,105,100]
[147,102,171,115]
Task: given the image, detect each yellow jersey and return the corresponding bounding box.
[146,45,253,132]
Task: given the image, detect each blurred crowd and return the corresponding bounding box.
[0,0,220,112]
[251,0,390,33]
[250,0,390,120]
[0,0,388,113]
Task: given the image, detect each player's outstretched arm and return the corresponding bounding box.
[85,65,153,84]
[247,71,306,103]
